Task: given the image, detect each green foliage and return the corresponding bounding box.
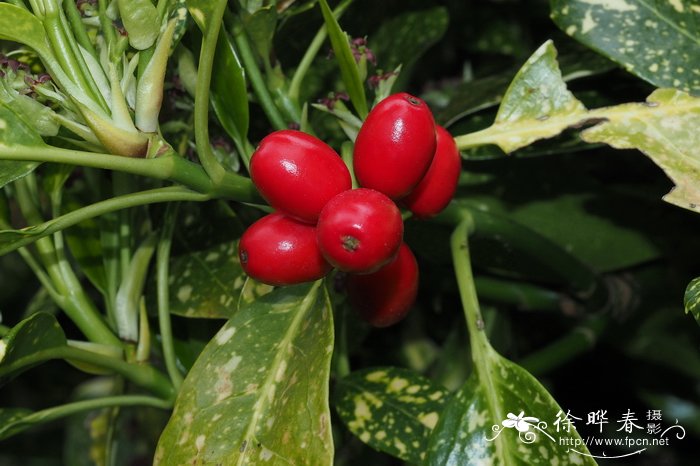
[155,282,334,465]
[0,104,44,189]
[335,367,448,464]
[684,277,700,326]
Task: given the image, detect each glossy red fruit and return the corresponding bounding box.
[403,125,461,218]
[347,243,419,327]
[239,213,331,286]
[353,93,436,199]
[250,130,352,223]
[317,188,403,273]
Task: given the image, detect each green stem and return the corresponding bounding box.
[519,314,608,375]
[0,324,10,336]
[98,0,116,51]
[63,0,98,59]
[157,202,184,390]
[14,178,121,347]
[192,0,229,182]
[0,146,259,201]
[7,395,172,435]
[0,346,175,400]
[230,17,287,130]
[0,186,210,257]
[474,276,563,312]
[288,0,352,102]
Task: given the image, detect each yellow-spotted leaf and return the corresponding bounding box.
[334,367,448,464]
[551,0,700,94]
[684,277,700,326]
[581,88,700,213]
[455,41,589,153]
[0,313,67,386]
[154,282,334,465]
[427,346,596,465]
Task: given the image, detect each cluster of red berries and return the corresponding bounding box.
[239,93,461,326]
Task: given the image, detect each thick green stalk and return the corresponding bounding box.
[192,0,229,181]
[519,314,608,375]
[474,276,563,312]
[156,203,184,389]
[288,0,353,102]
[0,186,210,257]
[0,345,175,400]
[63,0,98,59]
[230,17,287,130]
[5,395,172,434]
[0,146,259,201]
[14,178,122,347]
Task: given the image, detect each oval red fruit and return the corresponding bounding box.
[250,130,352,223]
[347,243,419,327]
[353,93,436,199]
[403,125,461,218]
[239,213,331,286]
[317,188,403,273]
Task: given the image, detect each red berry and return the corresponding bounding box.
[347,243,419,327]
[353,93,436,199]
[250,130,352,223]
[317,188,403,273]
[403,125,461,218]
[239,213,331,286]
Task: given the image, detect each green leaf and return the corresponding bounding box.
[0,3,52,59]
[241,6,277,63]
[117,0,160,50]
[551,0,700,94]
[684,277,700,326]
[0,103,45,189]
[581,88,700,213]
[0,313,67,386]
[318,0,368,118]
[211,28,250,148]
[370,7,449,90]
[155,282,334,465]
[64,212,109,295]
[427,350,596,466]
[455,41,588,153]
[335,367,449,464]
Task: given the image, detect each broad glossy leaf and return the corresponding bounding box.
[241,6,277,63]
[0,3,52,59]
[318,0,368,118]
[335,367,448,464]
[211,28,249,148]
[370,7,448,90]
[684,277,700,326]
[456,41,588,153]
[427,348,596,466]
[551,0,700,94]
[0,103,45,189]
[582,88,700,213]
[0,313,67,385]
[155,282,334,465]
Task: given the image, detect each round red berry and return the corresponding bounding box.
[239,213,331,286]
[353,93,436,199]
[403,125,461,218]
[316,188,403,273]
[347,243,419,327]
[250,130,351,223]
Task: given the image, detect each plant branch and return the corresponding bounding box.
[157,202,184,390]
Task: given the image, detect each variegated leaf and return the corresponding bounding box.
[455,41,589,153]
[684,277,700,326]
[581,88,700,213]
[551,0,700,94]
[335,367,448,464]
[155,282,334,465]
